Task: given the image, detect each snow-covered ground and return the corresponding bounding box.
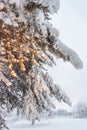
[7,116,87,130]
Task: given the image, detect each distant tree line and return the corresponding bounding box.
[73,102,87,118]
[49,102,87,118]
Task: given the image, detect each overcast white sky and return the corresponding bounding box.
[48,0,87,109]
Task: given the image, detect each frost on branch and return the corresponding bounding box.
[23,67,71,121]
[23,0,60,14]
[0,0,83,129]
[0,107,8,130]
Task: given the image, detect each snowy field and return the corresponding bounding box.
[7,116,87,130]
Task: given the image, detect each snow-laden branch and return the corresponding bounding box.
[22,0,60,14]
[55,40,83,69]
[47,24,83,69]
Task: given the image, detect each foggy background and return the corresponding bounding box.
[48,0,87,110]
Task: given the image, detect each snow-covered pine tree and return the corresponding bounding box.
[0,0,83,129]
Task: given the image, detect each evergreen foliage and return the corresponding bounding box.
[0,0,83,129]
